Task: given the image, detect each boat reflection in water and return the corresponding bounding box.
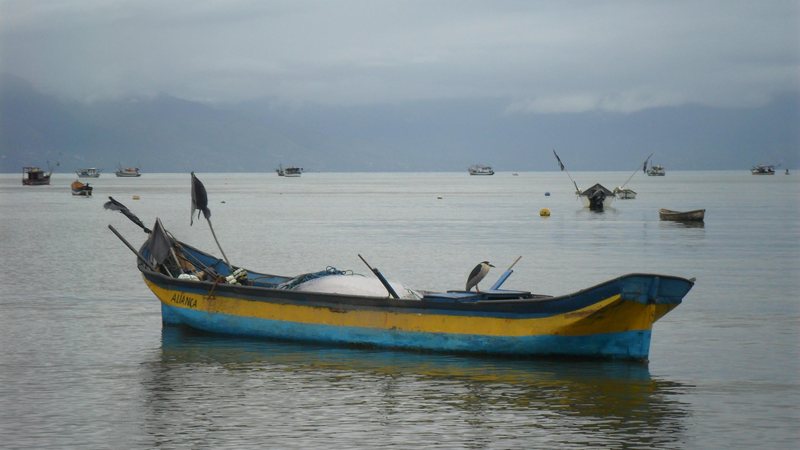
[141,327,690,448]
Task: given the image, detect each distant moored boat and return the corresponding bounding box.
[284,167,303,177]
[613,187,637,199]
[468,164,494,175]
[646,164,665,176]
[659,208,705,222]
[751,164,775,175]
[22,166,52,186]
[71,180,93,196]
[276,165,303,177]
[116,166,141,177]
[76,167,101,178]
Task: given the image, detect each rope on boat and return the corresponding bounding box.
[277,267,352,290]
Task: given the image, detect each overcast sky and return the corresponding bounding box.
[1,0,798,113]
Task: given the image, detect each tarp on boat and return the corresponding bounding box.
[292,274,418,299]
[580,183,614,197]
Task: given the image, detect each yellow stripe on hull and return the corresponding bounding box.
[145,278,673,338]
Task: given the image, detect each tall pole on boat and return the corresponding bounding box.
[618,153,653,190]
[358,254,400,299]
[553,149,581,194]
[489,256,522,290]
[191,172,231,268]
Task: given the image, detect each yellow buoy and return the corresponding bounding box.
[132,195,140,200]
[539,208,550,217]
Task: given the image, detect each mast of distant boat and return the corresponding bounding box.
[553,150,580,194]
[618,153,653,191]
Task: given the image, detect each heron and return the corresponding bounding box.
[466,261,495,292]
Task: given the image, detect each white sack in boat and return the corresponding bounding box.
[293,274,419,299]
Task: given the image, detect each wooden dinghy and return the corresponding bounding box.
[659,208,705,222]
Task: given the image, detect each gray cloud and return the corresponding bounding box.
[1,0,798,112]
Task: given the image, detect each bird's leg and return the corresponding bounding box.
[476,285,480,293]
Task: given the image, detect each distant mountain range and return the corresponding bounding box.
[1,73,797,173]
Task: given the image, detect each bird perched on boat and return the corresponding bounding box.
[466,261,495,292]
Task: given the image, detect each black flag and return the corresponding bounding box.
[190,172,211,226]
[104,196,151,233]
[146,218,172,266]
[553,150,565,171]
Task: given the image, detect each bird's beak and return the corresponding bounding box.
[489,263,495,267]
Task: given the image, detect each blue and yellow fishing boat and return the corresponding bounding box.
[122,218,694,362]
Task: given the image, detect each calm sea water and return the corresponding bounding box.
[1,171,798,449]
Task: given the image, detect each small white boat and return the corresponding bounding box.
[613,187,637,199]
[646,164,665,176]
[276,165,303,177]
[115,166,141,177]
[468,165,494,175]
[284,167,303,177]
[751,165,775,175]
[76,168,101,178]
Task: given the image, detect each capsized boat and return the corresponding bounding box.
[659,208,705,222]
[71,180,93,196]
[108,206,694,361]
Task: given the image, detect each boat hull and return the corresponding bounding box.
[579,195,614,210]
[22,178,51,186]
[659,209,705,222]
[468,165,494,175]
[71,180,92,196]
[751,165,775,175]
[142,271,692,361]
[22,167,51,185]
